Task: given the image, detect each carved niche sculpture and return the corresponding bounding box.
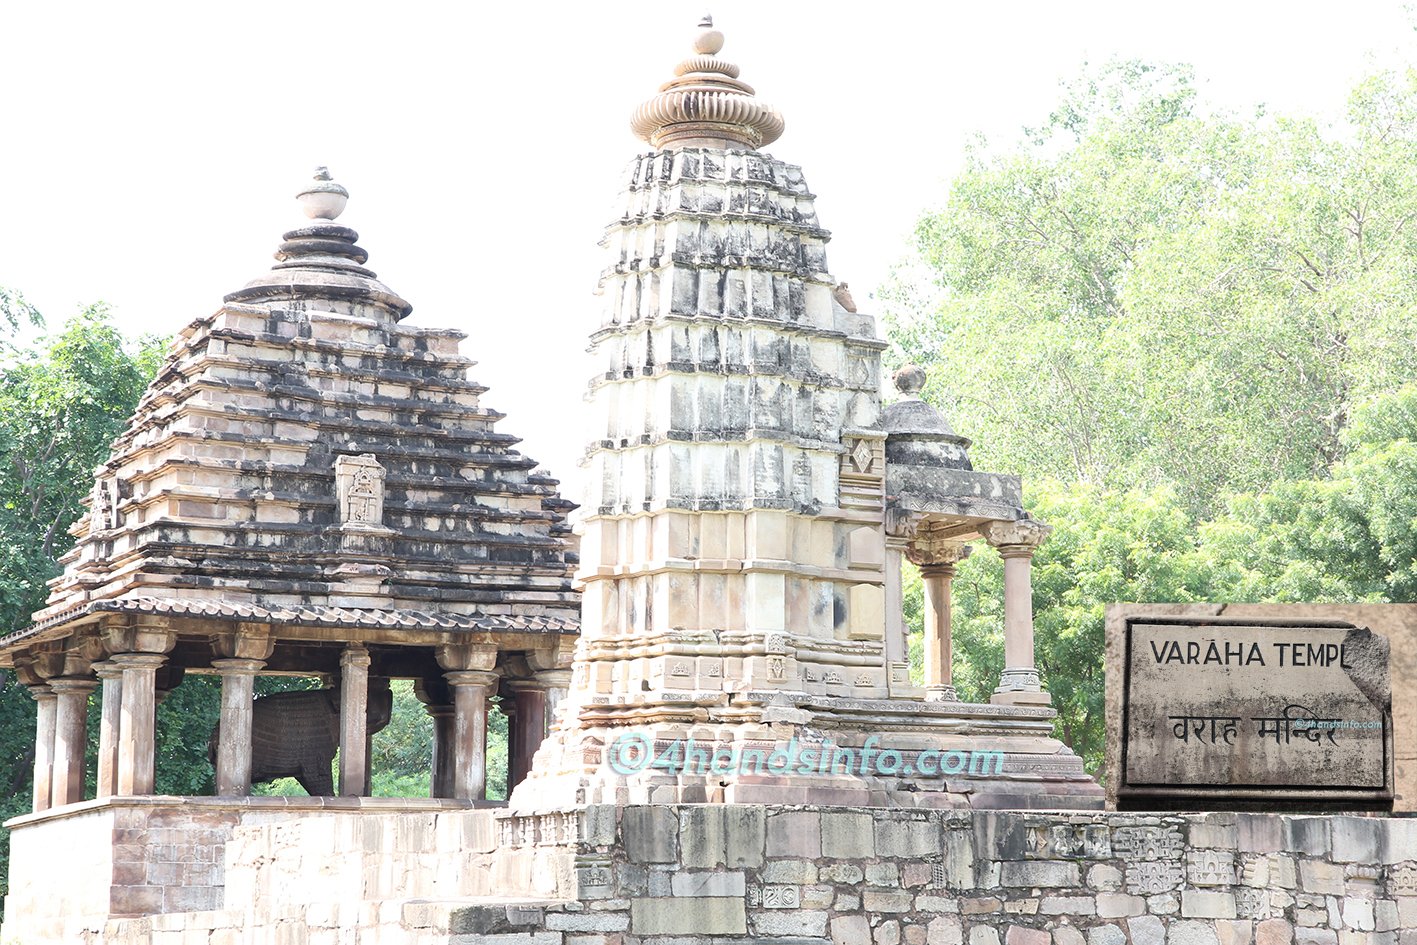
[335,454,387,527]
[208,683,393,796]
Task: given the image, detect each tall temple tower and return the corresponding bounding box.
[511,18,1102,810]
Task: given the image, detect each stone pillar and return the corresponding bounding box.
[910,542,971,702]
[338,644,370,797]
[28,686,57,813]
[536,669,572,732]
[980,519,1053,706]
[111,653,168,795]
[507,682,547,791]
[445,670,498,801]
[49,676,98,807]
[93,662,124,799]
[427,704,455,799]
[212,658,265,796]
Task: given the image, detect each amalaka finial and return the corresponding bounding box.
[694,14,723,54]
[894,364,928,399]
[630,15,784,151]
[296,166,349,221]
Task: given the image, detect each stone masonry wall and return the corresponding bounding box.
[79,805,1417,944]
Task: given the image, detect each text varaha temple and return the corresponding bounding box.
[0,16,1125,944]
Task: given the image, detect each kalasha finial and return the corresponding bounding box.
[894,364,928,399]
[296,167,349,221]
[630,15,784,150]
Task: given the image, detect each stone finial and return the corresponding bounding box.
[630,15,785,150]
[296,167,349,221]
[893,364,928,400]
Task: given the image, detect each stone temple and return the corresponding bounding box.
[3,15,1413,945]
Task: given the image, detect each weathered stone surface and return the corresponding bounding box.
[928,916,964,945]
[669,870,744,897]
[1183,891,1239,919]
[1041,897,1097,916]
[1053,925,1085,945]
[1000,860,1081,888]
[1086,924,1126,945]
[766,810,821,859]
[833,915,871,945]
[1300,861,1346,896]
[1096,892,1146,918]
[1128,915,1166,945]
[623,808,677,863]
[1257,919,1295,945]
[1003,926,1049,945]
[752,910,828,938]
[971,928,1002,945]
[822,812,876,859]
[629,897,745,935]
[1170,921,1224,945]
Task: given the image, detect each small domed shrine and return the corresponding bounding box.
[0,167,580,819]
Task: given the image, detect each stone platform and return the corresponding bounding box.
[6,801,1414,944]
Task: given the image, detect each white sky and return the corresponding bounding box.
[2,1,1413,496]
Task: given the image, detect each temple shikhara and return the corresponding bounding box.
[2,15,1408,945]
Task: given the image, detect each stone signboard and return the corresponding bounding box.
[1111,613,1393,809]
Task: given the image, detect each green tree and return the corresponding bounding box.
[888,63,1417,512]
[0,301,163,915]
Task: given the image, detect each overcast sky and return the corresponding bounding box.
[2,1,1412,496]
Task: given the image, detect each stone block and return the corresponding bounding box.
[1169,921,1223,945]
[1004,899,1041,915]
[903,862,934,888]
[752,911,830,938]
[1300,861,1346,897]
[1287,820,1332,857]
[866,862,901,886]
[876,919,902,945]
[1216,920,1254,945]
[1183,890,1239,919]
[821,811,875,858]
[962,897,1003,914]
[1148,893,1179,915]
[1294,932,1338,945]
[876,817,942,857]
[1341,898,1375,932]
[1257,919,1294,945]
[820,863,864,884]
[1374,901,1399,933]
[543,912,629,933]
[833,915,872,945]
[864,888,915,913]
[1191,821,1240,850]
[1089,864,1123,891]
[1002,926,1048,945]
[1097,893,1147,918]
[1331,819,1382,864]
[1128,915,1166,945]
[1087,925,1126,945]
[916,896,960,913]
[670,871,745,897]
[1054,927,1085,945]
[971,929,1002,945]
[1040,897,1097,916]
[762,859,818,884]
[629,897,745,936]
[622,808,677,863]
[766,810,821,859]
[928,917,964,945]
[1000,860,1080,889]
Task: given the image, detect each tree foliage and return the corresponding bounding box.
[888,63,1417,512]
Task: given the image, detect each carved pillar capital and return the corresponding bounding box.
[436,643,499,673]
[906,540,972,572]
[979,518,1053,557]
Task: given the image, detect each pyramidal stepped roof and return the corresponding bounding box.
[19,171,578,644]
